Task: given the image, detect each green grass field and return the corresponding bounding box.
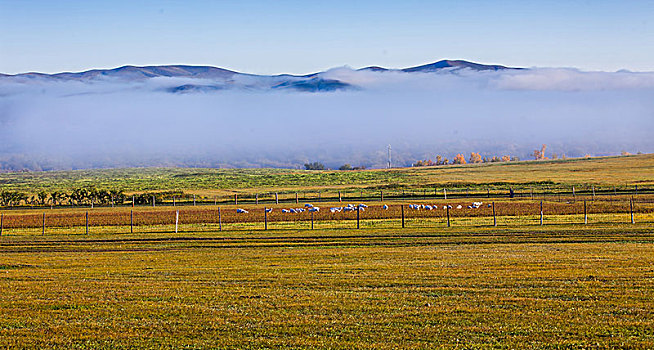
[1,155,653,348]
[1,154,652,197]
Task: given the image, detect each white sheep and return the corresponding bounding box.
[382,205,389,210]
[237,208,249,214]
[456,205,462,209]
[309,207,320,212]
[265,208,273,213]
[304,203,313,208]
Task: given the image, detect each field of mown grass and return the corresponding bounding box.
[1,226,653,348]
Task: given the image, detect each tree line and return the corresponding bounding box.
[413,153,520,167]
[0,188,186,207]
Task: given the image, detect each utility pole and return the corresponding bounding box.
[387,144,392,169]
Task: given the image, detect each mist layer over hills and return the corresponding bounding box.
[1,60,653,171]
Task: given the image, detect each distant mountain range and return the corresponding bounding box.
[1,60,521,93]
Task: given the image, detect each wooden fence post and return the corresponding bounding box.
[338,191,342,202]
[311,211,314,230]
[175,210,179,233]
[630,198,635,224]
[214,197,217,206]
[234,194,238,206]
[130,210,133,234]
[572,186,576,202]
[540,201,543,226]
[444,189,447,200]
[42,212,46,235]
[218,207,222,231]
[173,196,176,207]
[0,213,3,236]
[256,194,259,205]
[401,205,405,228]
[152,195,155,208]
[380,191,383,202]
[446,206,450,227]
[584,200,587,224]
[132,195,135,207]
[487,188,490,198]
[85,211,89,234]
[492,202,496,227]
[194,194,196,206]
[264,208,268,230]
[275,193,278,204]
[356,206,360,229]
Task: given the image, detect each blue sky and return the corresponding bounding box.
[1,0,653,74]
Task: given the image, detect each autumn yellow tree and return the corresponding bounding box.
[533,144,547,160]
[469,152,482,163]
[453,154,467,164]
[501,155,511,162]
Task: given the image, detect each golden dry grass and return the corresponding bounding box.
[1,226,653,348]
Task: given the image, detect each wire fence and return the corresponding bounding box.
[1,198,651,236]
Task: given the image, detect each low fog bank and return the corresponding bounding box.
[1,68,653,171]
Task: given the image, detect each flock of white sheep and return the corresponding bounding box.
[328,203,369,213]
[235,202,490,214]
[408,201,488,210]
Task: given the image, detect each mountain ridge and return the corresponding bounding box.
[1,60,521,93]
[3,59,520,80]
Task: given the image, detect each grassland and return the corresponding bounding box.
[1,226,653,349]
[1,155,653,348]
[0,154,652,197]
